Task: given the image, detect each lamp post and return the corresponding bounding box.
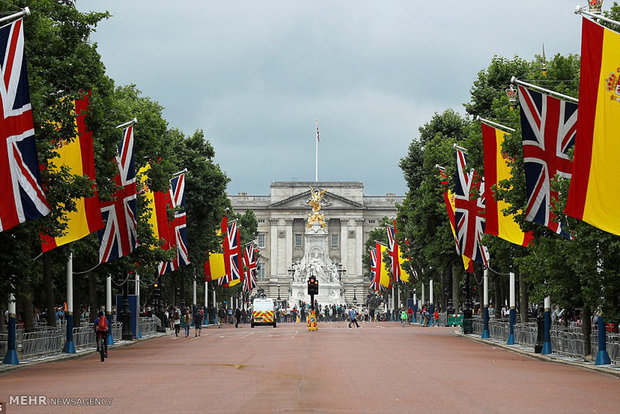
[277,284,281,301]
[353,285,357,305]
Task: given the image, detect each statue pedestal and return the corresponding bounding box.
[289,222,344,306]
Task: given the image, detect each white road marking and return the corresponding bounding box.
[241,332,255,339]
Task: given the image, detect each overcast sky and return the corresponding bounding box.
[76,0,583,196]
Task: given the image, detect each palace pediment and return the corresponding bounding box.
[269,190,365,210]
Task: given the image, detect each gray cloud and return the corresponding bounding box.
[77,0,581,195]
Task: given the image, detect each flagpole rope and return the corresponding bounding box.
[111,273,132,287]
[485,266,512,276]
[73,262,101,275]
[33,251,43,261]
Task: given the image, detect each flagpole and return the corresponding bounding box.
[511,76,579,103]
[0,7,30,25]
[575,5,620,27]
[476,116,515,133]
[115,118,138,129]
[315,120,319,182]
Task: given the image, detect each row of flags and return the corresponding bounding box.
[440,13,620,271]
[0,17,188,275]
[368,220,416,292]
[203,216,259,293]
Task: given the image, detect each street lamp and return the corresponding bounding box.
[277,284,281,301]
[353,285,357,305]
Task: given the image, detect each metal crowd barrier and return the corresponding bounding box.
[73,326,97,350]
[20,328,64,358]
[1,322,124,362]
[466,319,619,365]
[138,316,158,337]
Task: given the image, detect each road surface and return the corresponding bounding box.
[0,321,618,413]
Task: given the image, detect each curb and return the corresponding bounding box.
[0,331,169,376]
[455,330,620,379]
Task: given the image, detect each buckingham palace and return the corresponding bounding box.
[229,181,404,304]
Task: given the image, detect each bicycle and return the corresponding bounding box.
[97,334,106,362]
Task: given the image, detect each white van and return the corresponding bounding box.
[251,297,276,328]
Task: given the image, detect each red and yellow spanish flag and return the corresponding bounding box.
[204,224,226,282]
[377,242,392,289]
[565,18,620,236]
[139,164,172,248]
[40,92,103,252]
[482,123,534,246]
[204,252,226,281]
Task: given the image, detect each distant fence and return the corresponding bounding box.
[468,318,619,365]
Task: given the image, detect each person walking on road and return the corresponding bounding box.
[235,307,242,328]
[348,307,359,328]
[434,310,439,327]
[218,306,226,327]
[400,308,408,327]
[183,310,192,337]
[194,309,203,337]
[173,307,181,337]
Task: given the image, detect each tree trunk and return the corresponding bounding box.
[451,262,460,313]
[89,272,98,322]
[519,273,528,323]
[19,281,35,332]
[583,306,592,360]
[43,254,56,327]
[493,273,501,318]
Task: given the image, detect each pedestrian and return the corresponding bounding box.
[183,310,192,337]
[407,307,414,324]
[194,309,203,337]
[400,308,408,327]
[434,310,439,327]
[173,308,181,337]
[217,306,226,327]
[235,307,242,328]
[348,307,360,328]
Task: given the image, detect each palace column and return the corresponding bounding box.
[284,218,293,301]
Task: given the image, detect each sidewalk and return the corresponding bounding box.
[0,330,170,375]
[457,329,620,378]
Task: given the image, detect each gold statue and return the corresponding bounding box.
[307,186,327,228]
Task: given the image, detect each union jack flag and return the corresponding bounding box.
[98,124,137,263]
[369,247,379,292]
[517,85,576,238]
[386,224,403,283]
[454,148,489,267]
[0,18,49,232]
[219,217,242,286]
[242,244,258,292]
[158,173,189,276]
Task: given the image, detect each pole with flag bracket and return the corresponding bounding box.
[0,7,30,25]
[575,5,620,27]
[171,168,188,179]
[476,116,515,133]
[453,143,468,153]
[511,76,579,103]
[115,118,138,129]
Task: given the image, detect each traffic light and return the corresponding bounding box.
[307,276,319,295]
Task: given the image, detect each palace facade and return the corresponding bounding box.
[229,181,404,304]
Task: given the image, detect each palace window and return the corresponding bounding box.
[258,233,265,248]
[331,234,339,248]
[257,264,266,279]
[295,233,302,247]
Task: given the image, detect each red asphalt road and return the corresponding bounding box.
[0,322,619,413]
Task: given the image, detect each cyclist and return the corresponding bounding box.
[93,311,109,358]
